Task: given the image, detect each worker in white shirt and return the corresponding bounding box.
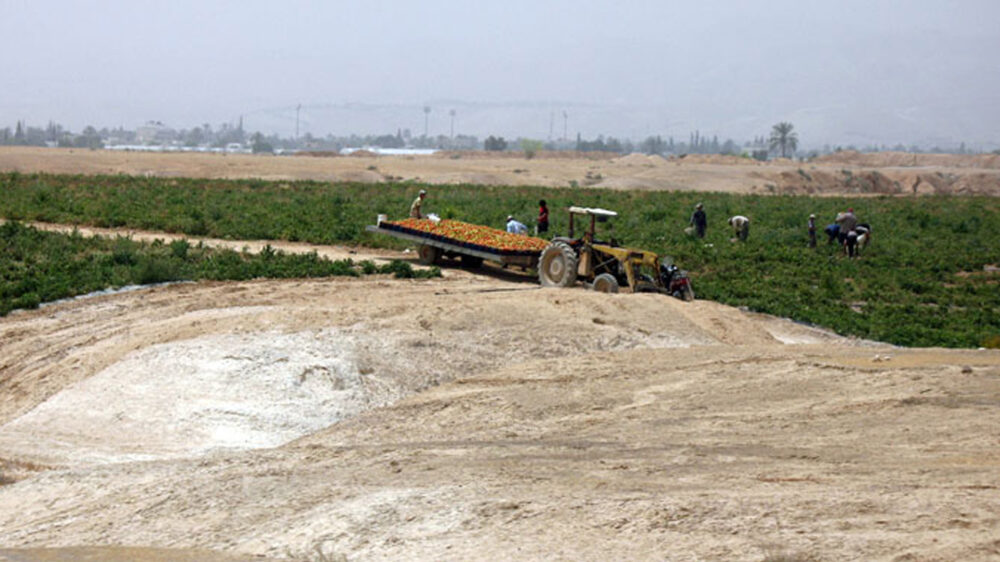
[506,215,529,235]
[728,215,750,241]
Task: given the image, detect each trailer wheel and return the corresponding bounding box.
[592,273,619,293]
[538,242,578,287]
[417,244,441,265]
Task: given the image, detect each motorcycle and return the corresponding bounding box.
[659,263,695,301]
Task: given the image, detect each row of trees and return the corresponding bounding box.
[0,120,250,150]
[9,118,993,157]
[0,118,801,159]
[1,121,104,149]
[0,116,803,160]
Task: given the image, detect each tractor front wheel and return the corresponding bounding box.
[592,273,619,293]
[538,242,579,287]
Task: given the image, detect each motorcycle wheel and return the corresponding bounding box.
[683,285,695,302]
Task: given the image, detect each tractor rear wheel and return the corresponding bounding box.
[592,273,619,293]
[538,242,578,287]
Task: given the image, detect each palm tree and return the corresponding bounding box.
[769,122,798,158]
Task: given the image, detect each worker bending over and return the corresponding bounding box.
[506,215,528,235]
[728,215,750,242]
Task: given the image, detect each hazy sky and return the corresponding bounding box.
[2,0,998,147]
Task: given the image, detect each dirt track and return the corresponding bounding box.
[1,151,1000,560]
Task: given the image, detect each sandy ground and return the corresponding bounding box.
[1,151,999,560]
[1,255,998,560]
[2,146,999,195]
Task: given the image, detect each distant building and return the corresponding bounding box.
[136,121,177,144]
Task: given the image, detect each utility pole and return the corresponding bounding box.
[449,109,456,139]
[549,111,554,141]
[562,111,568,141]
[295,104,301,140]
[423,106,431,137]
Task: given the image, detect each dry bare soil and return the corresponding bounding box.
[2,146,1000,195]
[1,150,999,561]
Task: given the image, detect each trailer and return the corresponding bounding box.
[366,218,544,269]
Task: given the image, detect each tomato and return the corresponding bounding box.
[383,219,548,254]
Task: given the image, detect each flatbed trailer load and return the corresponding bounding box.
[366,218,547,268]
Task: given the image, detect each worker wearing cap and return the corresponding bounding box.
[410,190,427,219]
[506,215,528,235]
[690,203,707,238]
[808,213,817,248]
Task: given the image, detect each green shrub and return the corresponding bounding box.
[0,224,435,317]
[170,239,190,259]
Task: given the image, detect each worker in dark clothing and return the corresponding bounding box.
[690,203,707,238]
[845,229,859,258]
[808,214,817,248]
[537,200,549,235]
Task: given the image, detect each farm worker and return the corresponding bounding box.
[690,203,707,238]
[824,223,840,245]
[409,189,427,219]
[808,213,817,248]
[506,216,529,235]
[835,208,858,244]
[854,223,872,255]
[728,215,750,241]
[844,228,859,258]
[537,200,549,235]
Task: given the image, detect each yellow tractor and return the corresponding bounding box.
[537,206,694,300]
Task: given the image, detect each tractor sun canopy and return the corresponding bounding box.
[567,206,618,219]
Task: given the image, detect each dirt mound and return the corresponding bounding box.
[0,329,409,464]
[770,168,904,195]
[2,276,838,468]
[745,165,1000,196]
[676,153,761,165]
[815,150,1000,169]
[1,263,998,560]
[612,153,664,166]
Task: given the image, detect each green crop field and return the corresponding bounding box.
[0,219,438,317]
[1,171,998,348]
